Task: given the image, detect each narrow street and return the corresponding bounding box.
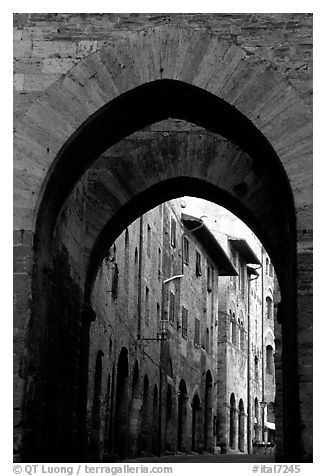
[125,453,275,463]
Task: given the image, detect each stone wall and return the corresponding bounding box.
[13,14,312,462]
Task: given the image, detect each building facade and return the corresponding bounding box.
[184,198,277,455]
[86,198,275,460]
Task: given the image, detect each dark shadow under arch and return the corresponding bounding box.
[84,176,290,301]
[27,78,301,463]
[34,79,296,266]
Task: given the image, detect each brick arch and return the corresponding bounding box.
[13,24,312,462]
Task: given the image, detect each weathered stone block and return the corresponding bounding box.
[31,40,77,58]
[23,73,61,92]
[42,58,77,74]
[13,73,24,91]
[13,40,32,58]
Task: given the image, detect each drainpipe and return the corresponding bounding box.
[247,267,260,454]
[137,216,143,340]
[261,247,265,443]
[247,276,252,454]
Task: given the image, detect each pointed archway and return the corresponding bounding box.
[13,25,312,462]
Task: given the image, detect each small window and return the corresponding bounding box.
[145,287,150,324]
[111,263,119,299]
[239,263,245,298]
[158,247,162,279]
[147,224,151,257]
[170,217,176,248]
[196,251,202,277]
[266,297,273,319]
[206,327,210,353]
[181,306,188,339]
[269,263,274,277]
[194,318,200,346]
[231,313,237,345]
[169,291,175,324]
[240,322,246,353]
[266,345,274,374]
[157,302,161,321]
[231,250,237,289]
[207,265,213,291]
[255,355,259,380]
[265,258,269,275]
[183,236,189,265]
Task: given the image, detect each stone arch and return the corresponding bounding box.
[204,370,213,451]
[115,347,129,458]
[14,24,312,462]
[152,384,159,456]
[89,350,104,460]
[192,392,201,452]
[229,393,237,450]
[238,399,245,452]
[128,361,141,457]
[140,374,150,454]
[177,379,188,452]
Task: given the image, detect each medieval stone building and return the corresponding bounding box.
[13,13,312,462]
[184,198,277,455]
[85,198,276,460]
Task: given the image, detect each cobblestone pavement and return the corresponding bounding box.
[124,453,275,463]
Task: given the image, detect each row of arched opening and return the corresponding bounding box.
[90,348,214,460]
[253,397,275,444]
[175,371,213,453]
[229,393,245,452]
[89,348,159,460]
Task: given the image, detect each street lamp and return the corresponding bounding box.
[140,320,171,341]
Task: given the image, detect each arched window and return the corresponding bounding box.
[266,345,274,374]
[231,313,237,345]
[266,297,273,319]
[240,321,246,353]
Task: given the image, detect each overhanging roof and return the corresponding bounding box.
[229,239,261,265]
[181,213,238,276]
